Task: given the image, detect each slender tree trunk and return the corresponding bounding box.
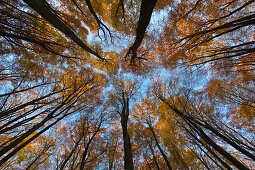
[205,145,232,170]
[80,118,102,170]
[128,0,157,64]
[148,124,172,170]
[0,106,43,131]
[108,147,116,170]
[201,122,255,161]
[59,138,82,170]
[0,88,65,119]
[186,119,249,170]
[23,0,105,61]
[185,128,225,170]
[191,149,211,170]
[121,115,134,170]
[148,142,160,170]
[159,98,249,170]
[0,110,72,166]
[120,101,134,170]
[26,142,52,170]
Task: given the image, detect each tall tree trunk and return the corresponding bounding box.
[185,127,231,170]
[121,103,134,170]
[80,118,103,170]
[159,98,249,170]
[127,0,157,65]
[186,119,249,170]
[59,138,82,170]
[23,0,105,61]
[0,109,72,166]
[148,124,172,170]
[147,140,160,170]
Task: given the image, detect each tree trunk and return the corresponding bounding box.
[121,116,134,170]
[160,98,249,170]
[23,0,105,61]
[121,102,134,170]
[148,124,172,170]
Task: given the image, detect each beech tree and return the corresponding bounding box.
[0,0,254,169]
[152,78,254,169]
[107,75,141,170]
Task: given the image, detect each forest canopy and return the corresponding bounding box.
[0,0,254,169]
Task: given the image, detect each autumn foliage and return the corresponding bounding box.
[0,0,254,169]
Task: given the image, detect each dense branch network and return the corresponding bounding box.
[0,0,254,169]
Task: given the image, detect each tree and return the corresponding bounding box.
[133,98,173,169]
[54,112,107,170]
[1,0,254,169]
[0,66,105,167]
[206,78,255,131]
[108,75,140,170]
[156,0,255,73]
[152,79,254,169]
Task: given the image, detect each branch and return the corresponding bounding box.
[85,0,112,41]
[126,0,157,65]
[23,0,106,61]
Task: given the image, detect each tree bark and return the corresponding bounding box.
[59,138,82,170]
[120,102,134,170]
[127,0,157,64]
[148,124,172,170]
[23,0,105,61]
[159,97,249,170]
[79,119,102,170]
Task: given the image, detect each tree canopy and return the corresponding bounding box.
[0,0,254,169]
